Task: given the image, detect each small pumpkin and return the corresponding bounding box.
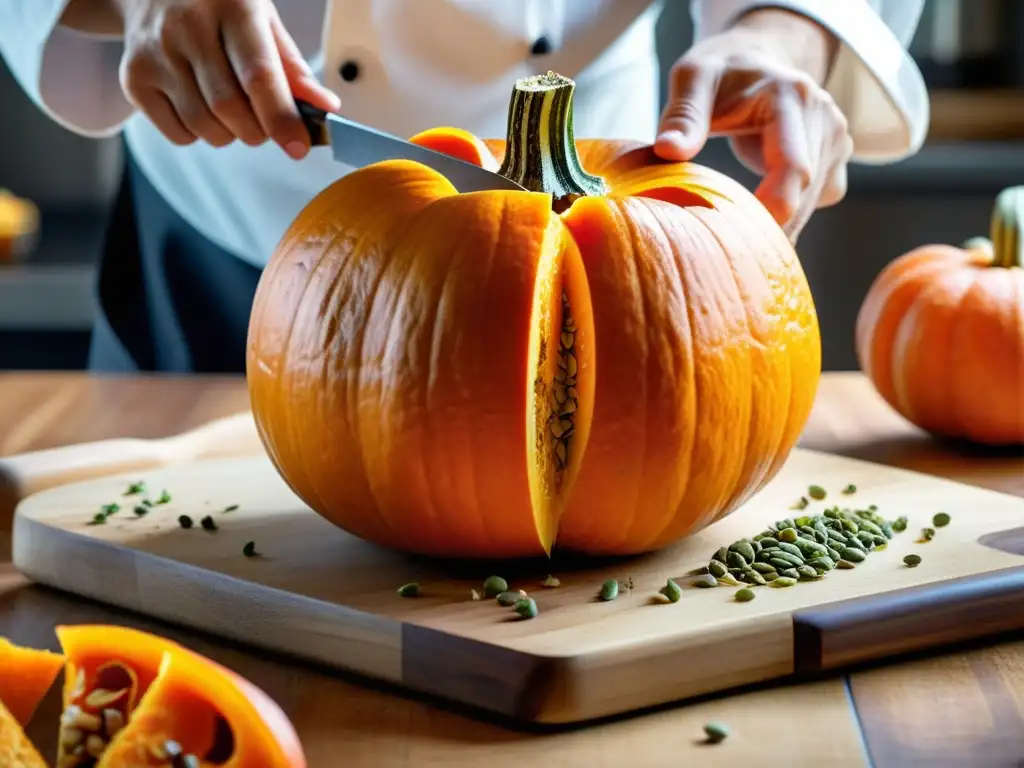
[247,71,821,558]
[855,186,1023,446]
[52,624,306,768]
[0,637,63,768]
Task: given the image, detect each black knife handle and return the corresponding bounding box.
[295,99,330,147]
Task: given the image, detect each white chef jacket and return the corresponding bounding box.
[0,0,928,270]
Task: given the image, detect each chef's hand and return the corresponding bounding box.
[114,0,340,159]
[655,8,850,242]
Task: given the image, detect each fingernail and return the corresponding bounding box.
[285,141,308,160]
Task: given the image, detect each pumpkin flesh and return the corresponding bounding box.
[0,637,62,768]
[54,625,305,768]
[247,72,821,558]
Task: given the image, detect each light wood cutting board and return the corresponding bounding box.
[4,413,1024,725]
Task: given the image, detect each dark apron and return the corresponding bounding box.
[88,143,263,373]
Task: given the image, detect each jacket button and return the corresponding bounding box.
[531,36,552,56]
[339,60,361,82]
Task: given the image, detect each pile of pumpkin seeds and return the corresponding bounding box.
[549,291,579,471]
[692,488,909,590]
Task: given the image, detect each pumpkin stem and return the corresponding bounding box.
[989,185,1023,268]
[498,71,608,213]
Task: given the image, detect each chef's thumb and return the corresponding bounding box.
[654,62,718,161]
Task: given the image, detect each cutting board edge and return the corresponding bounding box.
[11,513,408,685]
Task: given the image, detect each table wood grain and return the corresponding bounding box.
[0,371,1021,768]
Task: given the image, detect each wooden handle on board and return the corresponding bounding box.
[0,412,263,523]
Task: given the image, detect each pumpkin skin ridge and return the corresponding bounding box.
[854,247,964,412]
[664,201,796,539]
[247,162,465,551]
[947,267,1023,443]
[889,267,976,435]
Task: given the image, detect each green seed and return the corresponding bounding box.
[496,591,521,606]
[758,536,779,548]
[154,490,172,505]
[920,527,936,542]
[177,515,193,529]
[796,565,821,580]
[124,481,146,496]
[708,560,729,578]
[826,546,843,562]
[808,555,836,571]
[704,722,729,743]
[750,562,776,575]
[836,559,856,569]
[841,518,860,534]
[840,546,866,563]
[717,573,743,587]
[693,574,718,588]
[778,528,799,544]
[200,515,218,532]
[790,496,809,510]
[770,577,798,587]
[842,484,856,495]
[599,578,619,601]
[242,541,258,557]
[729,541,756,562]
[735,588,756,603]
[726,551,748,569]
[133,505,149,517]
[483,575,508,598]
[892,516,908,533]
[903,554,922,567]
[741,569,766,586]
[777,541,803,558]
[808,485,827,500]
[515,597,539,619]
[397,582,420,598]
[933,512,951,528]
[871,534,888,548]
[87,512,107,526]
[713,546,729,563]
[780,568,800,579]
[660,579,683,603]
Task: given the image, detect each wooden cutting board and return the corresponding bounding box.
[5,413,1024,725]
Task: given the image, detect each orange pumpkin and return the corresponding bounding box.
[0,637,63,768]
[856,186,1023,446]
[247,71,821,558]
[53,624,306,768]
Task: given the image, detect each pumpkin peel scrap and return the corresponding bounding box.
[0,637,63,768]
[247,71,821,558]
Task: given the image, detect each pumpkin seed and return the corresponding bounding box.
[704,722,730,743]
[839,547,866,563]
[693,574,718,588]
[808,485,827,500]
[496,590,521,606]
[933,512,951,528]
[726,551,748,569]
[85,734,106,758]
[542,574,561,588]
[758,536,780,548]
[780,568,800,579]
[770,577,798,587]
[750,562,776,575]
[903,554,922,567]
[729,541,756,563]
[919,527,936,542]
[842,484,857,494]
[515,597,539,619]
[60,727,84,749]
[599,578,619,601]
[84,688,127,709]
[659,579,683,603]
[892,516,908,533]
[483,575,508,598]
[796,565,822,580]
[397,582,420,598]
[708,560,728,579]
[734,588,756,603]
[741,568,767,586]
[836,559,856,569]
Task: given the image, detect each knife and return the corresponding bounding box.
[295,100,526,194]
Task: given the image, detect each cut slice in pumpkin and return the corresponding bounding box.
[0,636,64,768]
[54,625,305,768]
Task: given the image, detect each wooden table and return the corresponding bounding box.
[1,371,1022,767]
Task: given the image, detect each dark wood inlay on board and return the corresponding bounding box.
[402,624,568,722]
[979,526,1024,557]
[792,566,1024,675]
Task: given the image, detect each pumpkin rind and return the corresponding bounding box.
[856,185,1024,446]
[247,71,821,558]
[0,637,61,768]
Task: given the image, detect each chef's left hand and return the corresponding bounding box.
[655,8,851,243]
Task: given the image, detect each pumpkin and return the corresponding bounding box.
[52,624,306,768]
[0,189,39,264]
[246,71,821,558]
[855,186,1023,446]
[0,637,63,768]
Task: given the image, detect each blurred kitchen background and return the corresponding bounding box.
[1,0,1022,371]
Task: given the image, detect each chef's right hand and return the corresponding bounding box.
[115,0,341,159]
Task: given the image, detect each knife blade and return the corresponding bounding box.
[295,100,526,194]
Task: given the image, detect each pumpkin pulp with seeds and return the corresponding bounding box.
[248,70,821,558]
